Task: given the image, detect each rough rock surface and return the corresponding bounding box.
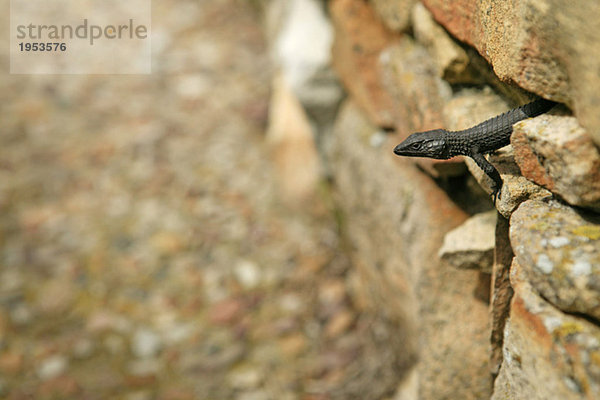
[467,146,552,218]
[510,199,600,320]
[380,39,447,137]
[412,2,473,84]
[439,210,496,272]
[420,0,600,146]
[326,1,600,399]
[492,260,600,400]
[489,214,514,378]
[266,73,321,203]
[330,0,397,128]
[380,39,466,178]
[328,100,490,400]
[267,0,344,129]
[512,115,600,212]
[369,0,416,32]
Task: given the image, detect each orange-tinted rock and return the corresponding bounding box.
[421,0,600,146]
[328,100,490,399]
[492,260,600,399]
[512,115,600,211]
[330,0,397,128]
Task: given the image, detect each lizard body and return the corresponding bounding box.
[393,98,557,203]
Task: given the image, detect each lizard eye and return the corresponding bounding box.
[409,143,422,151]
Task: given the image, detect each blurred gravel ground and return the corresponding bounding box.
[0,1,404,399]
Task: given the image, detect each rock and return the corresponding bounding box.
[227,364,263,389]
[380,39,465,178]
[492,260,600,399]
[318,280,346,307]
[412,3,474,84]
[439,210,496,272]
[466,147,552,218]
[208,298,245,325]
[235,390,271,400]
[419,0,483,51]
[10,303,33,326]
[325,310,354,338]
[278,334,307,358]
[330,0,397,128]
[37,279,76,315]
[369,0,416,32]
[443,89,508,132]
[328,100,490,399]
[266,73,321,204]
[380,38,447,136]
[86,311,132,333]
[104,334,126,355]
[37,376,80,399]
[489,213,514,378]
[149,231,185,255]
[179,336,245,372]
[512,115,600,212]
[72,339,95,359]
[123,391,153,400]
[393,367,419,400]
[131,328,163,358]
[37,355,68,381]
[234,259,261,289]
[510,199,600,320]
[278,293,304,314]
[0,351,23,375]
[268,0,343,126]
[174,74,211,100]
[420,0,600,147]
[127,359,162,377]
[162,322,196,345]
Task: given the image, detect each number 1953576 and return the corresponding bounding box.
[19,42,67,51]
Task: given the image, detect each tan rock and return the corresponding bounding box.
[439,210,496,272]
[465,146,552,218]
[266,73,321,204]
[328,100,490,399]
[412,3,474,84]
[421,0,600,146]
[324,310,354,338]
[369,0,416,32]
[330,0,397,128]
[492,259,600,399]
[380,39,465,177]
[489,213,514,378]
[512,115,600,212]
[510,199,600,320]
[278,334,307,358]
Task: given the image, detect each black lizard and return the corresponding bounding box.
[393,98,557,204]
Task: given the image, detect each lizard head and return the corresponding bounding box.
[393,129,450,159]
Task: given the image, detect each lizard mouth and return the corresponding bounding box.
[393,143,406,155]
[393,141,421,156]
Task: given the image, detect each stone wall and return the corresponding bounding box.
[265,0,600,398]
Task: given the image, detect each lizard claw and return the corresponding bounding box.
[491,181,502,206]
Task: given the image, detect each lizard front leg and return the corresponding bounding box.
[470,151,503,205]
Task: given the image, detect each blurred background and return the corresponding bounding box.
[0,0,405,398]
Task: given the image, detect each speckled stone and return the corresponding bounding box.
[420,0,600,147]
[510,199,600,319]
[439,210,496,272]
[492,260,600,399]
[512,115,600,212]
